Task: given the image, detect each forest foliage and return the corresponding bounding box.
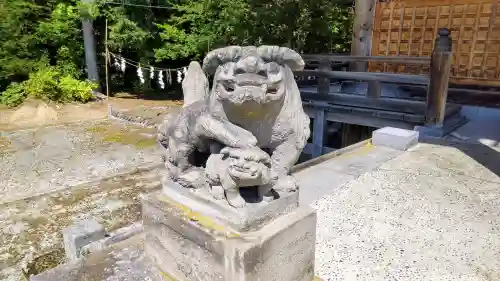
[0,0,353,106]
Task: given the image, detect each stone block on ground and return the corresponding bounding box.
[62,218,106,262]
[30,235,164,281]
[372,127,419,151]
[142,187,317,281]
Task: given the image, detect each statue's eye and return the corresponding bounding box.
[267,62,280,74]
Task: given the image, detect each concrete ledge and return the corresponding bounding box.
[62,218,106,262]
[31,231,326,281]
[80,222,143,257]
[372,127,418,151]
[292,139,372,173]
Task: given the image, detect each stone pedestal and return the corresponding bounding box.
[143,180,317,281]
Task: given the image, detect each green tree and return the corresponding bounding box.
[36,2,85,77]
[155,0,251,61]
[0,0,48,88]
[0,0,353,105]
[155,0,353,61]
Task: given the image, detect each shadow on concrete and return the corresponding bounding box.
[448,117,500,148]
[421,137,500,178]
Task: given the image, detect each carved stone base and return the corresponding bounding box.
[142,183,317,281]
[160,178,299,232]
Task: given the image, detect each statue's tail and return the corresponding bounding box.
[157,116,170,150]
[182,61,209,107]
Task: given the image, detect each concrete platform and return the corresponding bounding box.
[29,136,500,281]
[30,233,325,281]
[297,139,500,281]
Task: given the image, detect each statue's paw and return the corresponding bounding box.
[235,132,258,148]
[259,184,275,202]
[210,185,225,200]
[262,191,274,202]
[225,190,246,208]
[273,175,298,193]
[228,196,247,208]
[177,168,208,189]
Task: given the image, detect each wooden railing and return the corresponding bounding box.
[295,28,453,127]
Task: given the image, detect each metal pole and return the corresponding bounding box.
[82,0,99,83]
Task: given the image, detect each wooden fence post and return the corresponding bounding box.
[313,59,330,157]
[317,59,331,94]
[425,28,453,126]
[367,81,382,98]
[351,0,377,72]
[312,109,326,158]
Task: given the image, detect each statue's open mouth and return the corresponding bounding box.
[221,73,280,95]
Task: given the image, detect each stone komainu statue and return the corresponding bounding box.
[157,46,310,208]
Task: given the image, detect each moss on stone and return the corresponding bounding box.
[24,248,65,277]
[0,136,11,151]
[87,121,157,148]
[102,131,157,148]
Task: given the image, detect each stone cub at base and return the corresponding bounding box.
[205,146,272,208]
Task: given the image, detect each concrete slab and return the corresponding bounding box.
[446,116,500,148]
[385,142,500,185]
[296,165,357,206]
[295,143,403,205]
[372,127,418,151]
[309,142,500,281]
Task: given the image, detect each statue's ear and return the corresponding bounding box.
[182,61,209,107]
[202,46,242,75]
[257,46,305,71]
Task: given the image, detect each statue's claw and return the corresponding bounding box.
[272,175,298,193]
[210,185,225,200]
[176,168,208,189]
[225,189,247,208]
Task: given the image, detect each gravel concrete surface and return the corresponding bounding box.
[0,119,163,204]
[0,117,166,280]
[310,142,500,281]
[0,166,163,280]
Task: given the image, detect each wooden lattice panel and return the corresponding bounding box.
[371,0,500,87]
